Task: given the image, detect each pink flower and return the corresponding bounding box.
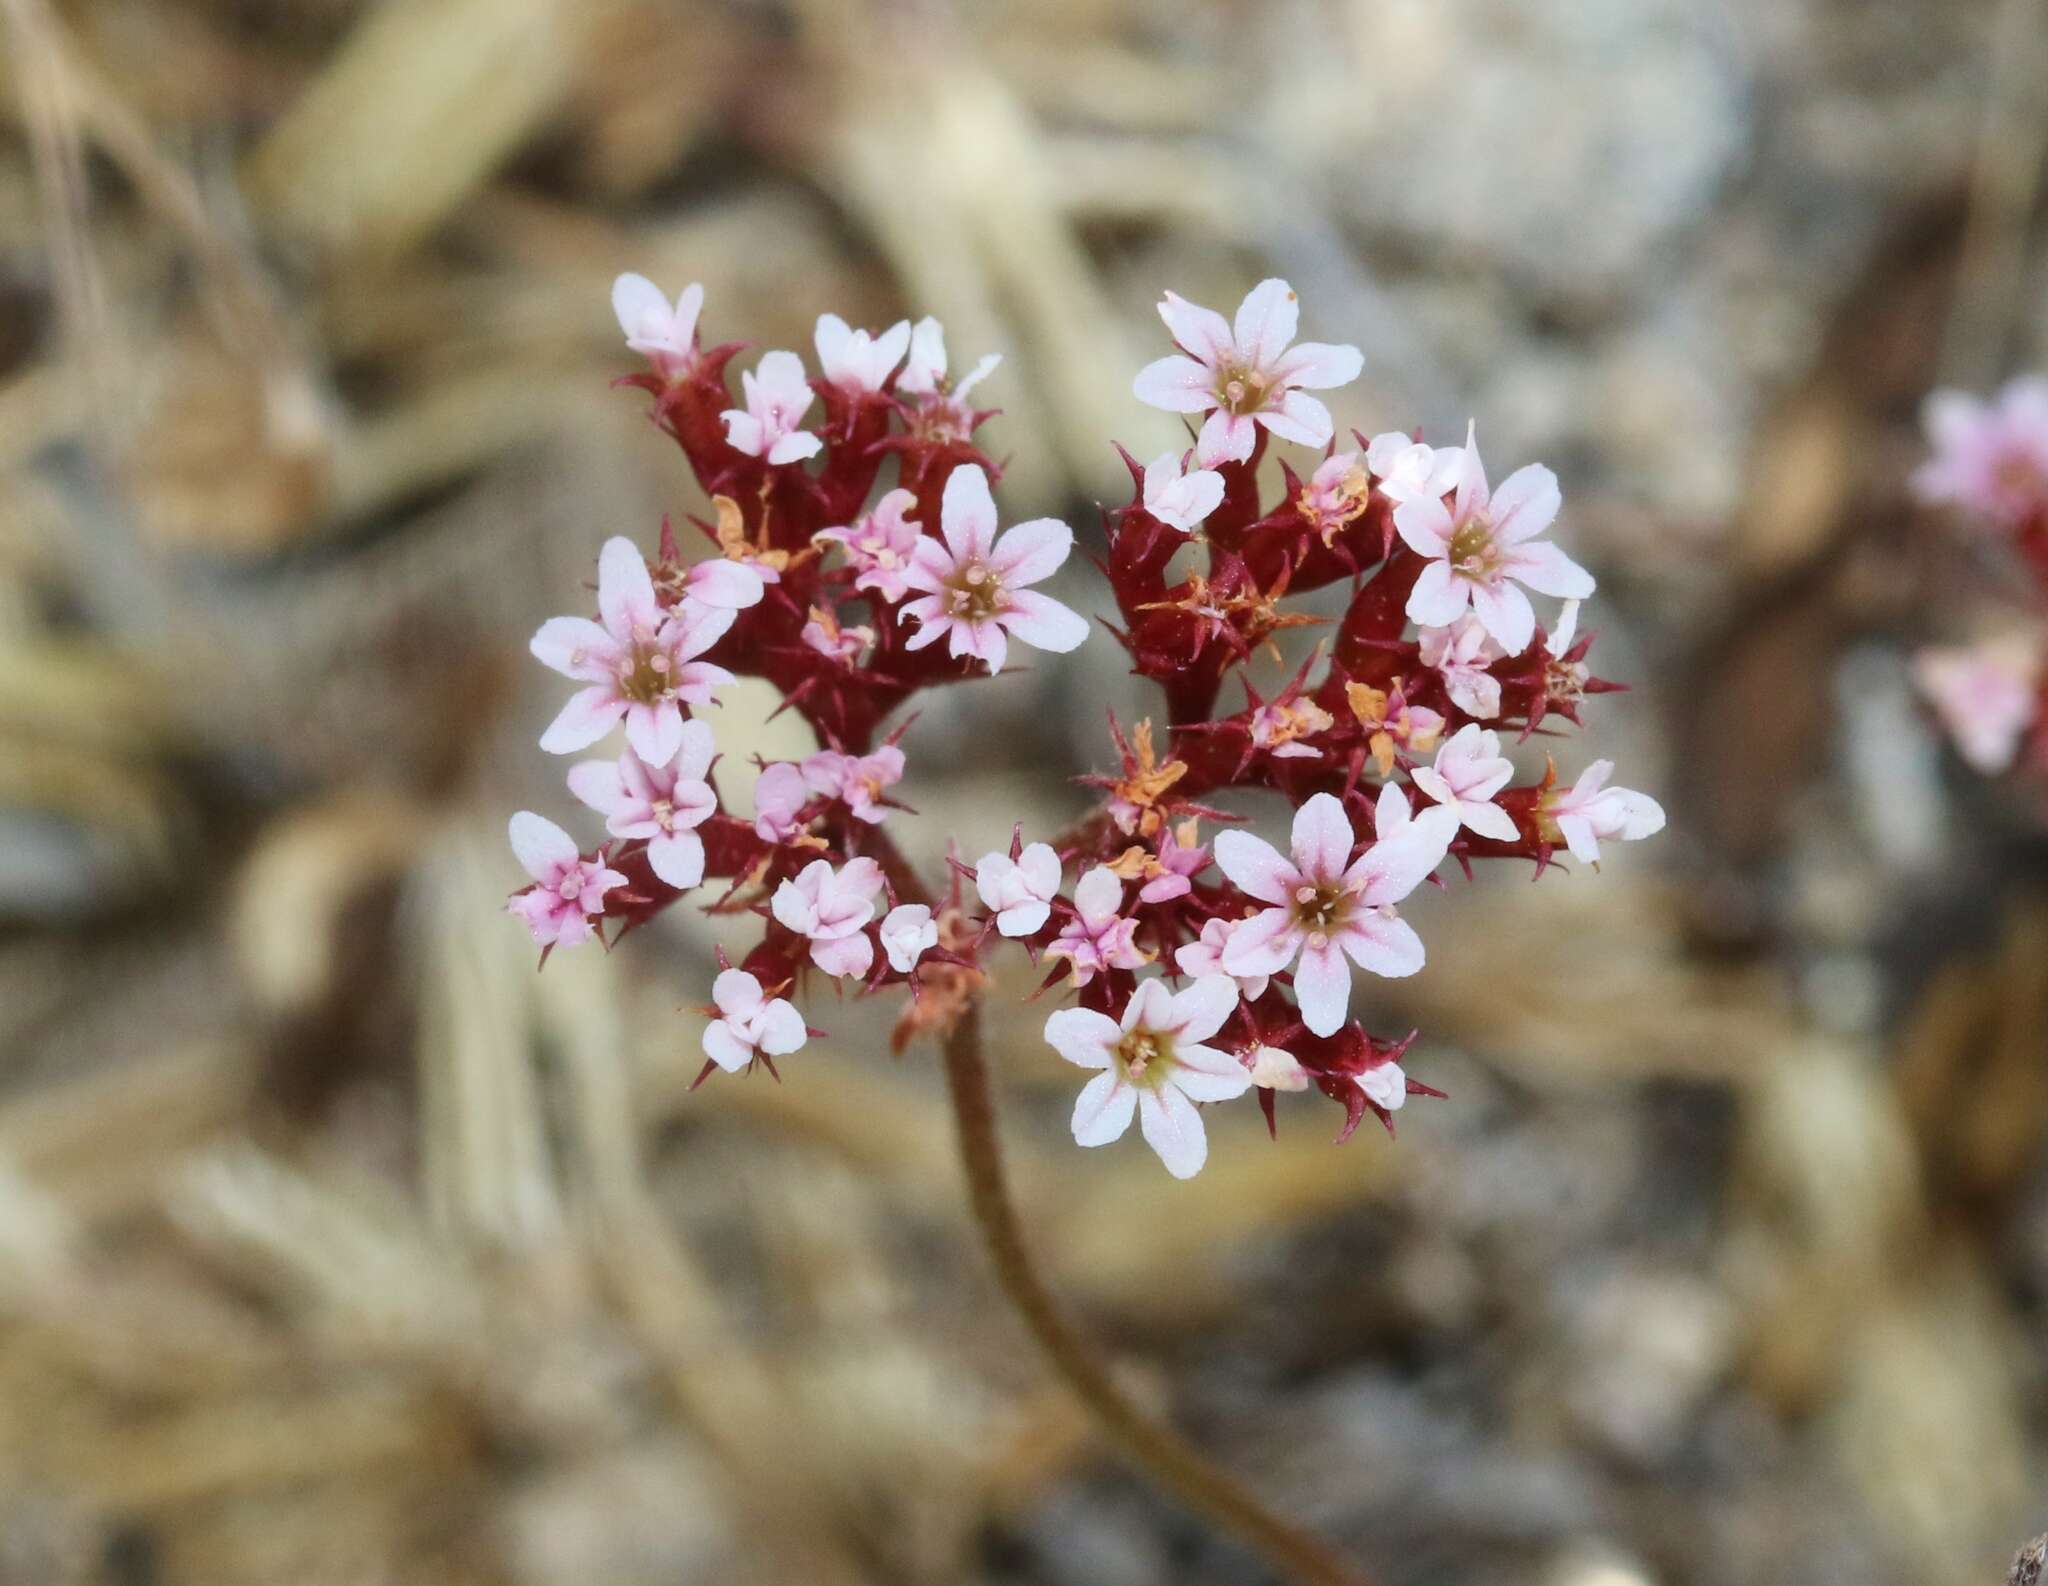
[722,350,822,465]
[1142,451,1226,533]
[567,719,719,889]
[1132,279,1363,467]
[1394,423,1594,656]
[531,537,737,764]
[1357,1059,1407,1113]
[1136,821,1208,903]
[1173,915,1269,1003]
[1214,787,1458,1037]
[1299,451,1373,541]
[901,465,1089,672]
[702,968,806,1073]
[1913,378,2048,528]
[1540,761,1666,864]
[1913,637,2042,772]
[814,313,910,394]
[1417,615,1503,719]
[507,811,626,949]
[975,841,1061,936]
[753,762,812,844]
[612,273,702,380]
[800,606,873,665]
[678,557,767,611]
[1046,867,1150,986]
[1365,430,1463,504]
[802,744,904,824]
[1411,724,1519,841]
[896,316,1000,400]
[880,903,937,973]
[771,857,885,977]
[1044,976,1252,1179]
[1249,697,1335,760]
[815,489,922,604]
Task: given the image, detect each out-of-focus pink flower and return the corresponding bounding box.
[1044,976,1252,1178]
[901,465,1089,672]
[1142,451,1226,533]
[612,273,702,380]
[1418,615,1503,719]
[531,537,736,764]
[1365,430,1463,504]
[722,350,822,465]
[1173,915,1269,1003]
[567,719,719,889]
[1046,867,1150,986]
[880,903,938,973]
[975,841,1062,936]
[815,489,922,603]
[1357,1059,1407,1113]
[753,762,813,844]
[1215,787,1457,1037]
[703,968,807,1073]
[814,313,911,394]
[1913,378,2048,528]
[772,857,885,977]
[1913,637,2042,772]
[1249,697,1335,760]
[1132,279,1363,467]
[802,744,905,824]
[507,811,626,949]
[800,606,873,665]
[1412,724,1519,841]
[1540,761,1666,864]
[1394,423,1594,656]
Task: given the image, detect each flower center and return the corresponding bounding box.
[557,873,583,899]
[1218,363,1270,416]
[1292,881,1350,942]
[1117,1028,1175,1086]
[651,798,675,832]
[946,560,1007,620]
[1448,518,1497,575]
[618,643,676,704]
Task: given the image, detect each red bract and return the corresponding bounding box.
[506,274,1663,1180]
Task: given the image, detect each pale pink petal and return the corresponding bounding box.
[951,615,1009,673]
[940,465,999,563]
[647,830,706,889]
[1211,830,1298,904]
[1231,278,1298,370]
[1556,812,1601,864]
[1219,907,1301,977]
[1071,1070,1138,1146]
[508,811,578,882]
[1289,792,1356,883]
[624,701,684,768]
[1138,1085,1208,1178]
[722,411,765,455]
[1337,911,1425,979]
[1469,578,1536,655]
[1171,974,1241,1043]
[541,687,625,754]
[685,558,766,610]
[701,1022,756,1073]
[999,589,1089,654]
[530,617,620,681]
[612,273,670,341]
[1257,390,1332,449]
[767,431,823,466]
[754,998,808,1055]
[810,932,873,978]
[996,899,1050,936]
[566,760,627,818]
[1072,866,1124,923]
[1358,1063,1407,1113]
[1045,1006,1121,1069]
[1132,355,1219,414]
[1405,559,1471,629]
[1452,422,1488,521]
[1393,496,1456,559]
[1271,340,1364,390]
[712,967,763,1018]
[1018,843,1063,898]
[1196,408,1255,467]
[990,518,1073,586]
[1292,938,1352,1036]
[1171,1043,1255,1102]
[1348,806,1457,904]
[1156,291,1234,365]
[674,718,717,783]
[1489,463,1561,545]
[1503,540,1596,600]
[1462,801,1521,843]
[598,537,659,637]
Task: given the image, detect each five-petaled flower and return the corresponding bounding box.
[901,465,1089,672]
[531,536,736,764]
[1215,788,1458,1037]
[1045,866,1149,986]
[1174,916,1269,1004]
[723,349,823,464]
[507,811,627,949]
[1539,761,1666,864]
[1142,451,1226,533]
[1132,278,1363,467]
[816,489,922,604]
[772,857,886,977]
[752,762,813,845]
[803,744,905,824]
[703,968,807,1073]
[975,841,1062,936]
[1394,423,1594,656]
[881,903,939,973]
[612,273,702,381]
[1366,430,1463,504]
[1045,975,1253,1178]
[1412,724,1519,842]
[567,719,719,889]
[1418,615,1503,719]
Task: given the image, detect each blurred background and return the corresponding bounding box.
[3,0,2048,1583]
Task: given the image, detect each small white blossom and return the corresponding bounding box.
[1411,724,1519,842]
[1141,451,1226,533]
[975,842,1062,937]
[702,969,807,1073]
[771,857,885,977]
[880,904,938,973]
[722,349,822,465]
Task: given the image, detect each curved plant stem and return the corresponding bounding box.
[940,1004,1375,1586]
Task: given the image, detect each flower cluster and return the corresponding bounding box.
[1910,377,2048,775]
[506,273,1662,1178]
